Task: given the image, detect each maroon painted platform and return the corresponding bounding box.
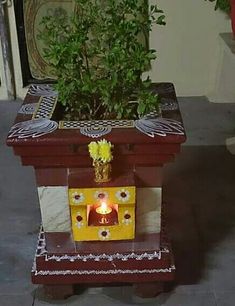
[32,225,174,285]
[6,83,186,298]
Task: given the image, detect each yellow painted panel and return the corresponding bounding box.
[71,205,135,241]
[69,186,135,206]
[71,205,87,230]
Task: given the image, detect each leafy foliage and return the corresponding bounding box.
[39,0,165,120]
[206,0,231,13]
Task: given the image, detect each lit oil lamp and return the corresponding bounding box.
[88,201,118,226]
[96,202,112,224]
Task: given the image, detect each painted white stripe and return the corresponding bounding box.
[33,267,176,276]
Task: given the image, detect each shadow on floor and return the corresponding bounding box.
[164,145,235,286]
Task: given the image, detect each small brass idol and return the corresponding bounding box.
[88,139,113,183]
[93,161,112,183]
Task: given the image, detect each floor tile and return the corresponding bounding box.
[215,291,235,306]
[160,292,217,306]
[0,294,34,306]
[173,284,214,294]
[203,237,235,291]
[103,285,133,304]
[178,97,235,146]
[34,292,134,306]
[0,234,38,295]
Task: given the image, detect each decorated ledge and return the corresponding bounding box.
[36,228,170,263]
[18,103,38,115]
[32,96,58,119]
[27,84,58,97]
[8,83,185,140]
[8,118,58,139]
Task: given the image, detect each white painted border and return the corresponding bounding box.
[36,229,170,263]
[32,266,176,276]
[45,250,169,262]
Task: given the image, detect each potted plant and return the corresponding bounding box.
[206,0,235,38]
[38,0,166,121]
[6,0,186,298]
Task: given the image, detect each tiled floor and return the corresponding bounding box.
[1,97,235,305]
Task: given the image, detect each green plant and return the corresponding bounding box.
[39,0,165,120]
[206,0,231,13]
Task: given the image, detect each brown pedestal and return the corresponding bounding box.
[6,83,186,299]
[32,222,174,298]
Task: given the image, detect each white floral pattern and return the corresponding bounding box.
[122,210,132,225]
[94,190,108,201]
[76,221,84,229]
[98,228,111,240]
[72,192,84,204]
[75,212,84,229]
[8,119,58,139]
[116,189,130,202]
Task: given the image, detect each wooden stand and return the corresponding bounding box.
[32,221,174,299]
[7,83,186,299]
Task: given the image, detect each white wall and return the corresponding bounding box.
[7,4,27,99]
[149,0,231,96]
[0,2,27,101]
[0,40,8,100]
[0,0,232,100]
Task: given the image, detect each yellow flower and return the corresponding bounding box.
[88,139,113,163]
[88,141,99,161]
[98,139,113,163]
